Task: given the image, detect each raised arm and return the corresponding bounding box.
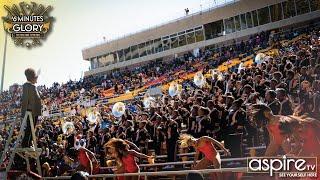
[125,140,140,152]
[84,151,93,175]
[129,150,150,159]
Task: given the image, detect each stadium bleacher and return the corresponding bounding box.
[1,7,320,180]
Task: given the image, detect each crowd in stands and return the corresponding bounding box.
[0,23,319,177]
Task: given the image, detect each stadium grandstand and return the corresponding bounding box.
[0,0,320,179]
[82,0,320,76]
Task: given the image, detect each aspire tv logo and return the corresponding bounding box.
[247,156,317,178]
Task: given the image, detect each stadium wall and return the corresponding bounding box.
[83,0,320,76]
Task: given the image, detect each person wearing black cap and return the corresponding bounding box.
[21,68,42,148]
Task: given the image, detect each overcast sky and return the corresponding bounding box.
[0,0,227,90]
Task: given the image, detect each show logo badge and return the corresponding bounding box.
[247,156,318,178]
[2,2,53,48]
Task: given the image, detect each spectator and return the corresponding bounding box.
[276,88,293,116]
[265,90,281,115]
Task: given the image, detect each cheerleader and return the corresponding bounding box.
[65,147,100,175]
[251,104,320,156]
[105,138,154,180]
[278,116,320,157]
[252,104,290,156]
[180,134,230,170]
[278,114,320,178]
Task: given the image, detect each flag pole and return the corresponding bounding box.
[0,33,8,92]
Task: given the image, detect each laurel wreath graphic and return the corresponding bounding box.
[2,2,53,48]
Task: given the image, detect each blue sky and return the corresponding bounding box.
[0,0,225,90]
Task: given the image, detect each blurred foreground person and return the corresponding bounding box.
[71,171,89,180]
[278,116,320,157]
[252,104,320,156]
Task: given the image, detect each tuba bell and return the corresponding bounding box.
[168,82,182,97]
[194,71,206,88]
[112,102,126,117]
[62,121,75,135]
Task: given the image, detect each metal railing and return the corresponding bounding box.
[43,167,248,180]
[155,146,266,159]
[101,157,249,171]
[99,147,267,171]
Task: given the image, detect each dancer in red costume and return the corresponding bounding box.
[252,104,290,156]
[278,116,320,178]
[180,134,230,169]
[252,104,320,179]
[253,103,320,156]
[65,147,100,175]
[105,138,154,180]
[278,116,320,156]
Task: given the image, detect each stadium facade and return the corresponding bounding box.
[82,0,320,76]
